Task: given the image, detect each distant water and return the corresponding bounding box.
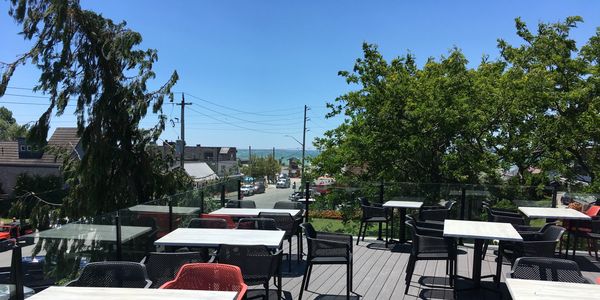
[237,149,319,162]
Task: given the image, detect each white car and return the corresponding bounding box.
[240,184,255,196]
[276,179,290,188]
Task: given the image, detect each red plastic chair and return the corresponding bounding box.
[160,263,247,300]
[200,213,236,229]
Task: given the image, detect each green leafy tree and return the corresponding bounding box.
[1,0,189,218]
[497,17,600,189]
[314,43,498,185]
[0,107,28,140]
[241,155,281,181]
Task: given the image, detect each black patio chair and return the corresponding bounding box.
[509,257,593,283]
[499,225,566,263]
[142,252,205,288]
[187,218,228,229]
[236,218,278,230]
[66,261,151,288]
[273,201,304,261]
[357,197,389,245]
[571,216,600,259]
[418,201,456,222]
[258,212,298,270]
[404,220,457,294]
[299,223,353,300]
[217,244,283,299]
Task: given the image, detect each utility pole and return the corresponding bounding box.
[248,145,252,177]
[176,93,192,168]
[301,105,307,185]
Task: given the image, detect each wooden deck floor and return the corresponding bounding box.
[249,237,600,300]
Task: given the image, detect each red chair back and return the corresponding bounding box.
[200,214,236,229]
[585,205,600,217]
[160,263,247,300]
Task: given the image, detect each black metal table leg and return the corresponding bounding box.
[399,208,407,243]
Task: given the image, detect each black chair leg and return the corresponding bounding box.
[305,264,313,289]
[299,263,310,300]
[357,221,363,245]
[404,256,416,294]
[265,283,269,300]
[346,262,351,300]
[288,240,292,271]
[297,234,302,262]
[482,241,488,260]
[362,222,368,241]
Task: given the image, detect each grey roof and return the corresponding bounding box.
[184,162,218,181]
[0,127,80,166]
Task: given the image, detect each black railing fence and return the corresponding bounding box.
[2,178,598,300]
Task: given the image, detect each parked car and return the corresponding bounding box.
[241,184,255,196]
[276,178,290,189]
[254,181,266,194]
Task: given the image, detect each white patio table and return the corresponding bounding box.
[26,286,238,300]
[154,228,285,249]
[518,207,591,258]
[443,220,523,290]
[383,200,423,244]
[210,208,301,218]
[506,278,600,300]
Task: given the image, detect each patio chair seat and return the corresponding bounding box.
[310,256,350,264]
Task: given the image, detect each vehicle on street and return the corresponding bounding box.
[253,181,266,194]
[240,184,255,196]
[276,178,290,188]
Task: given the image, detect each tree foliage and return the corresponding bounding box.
[1,0,190,217]
[0,106,28,141]
[241,155,281,181]
[314,17,600,190]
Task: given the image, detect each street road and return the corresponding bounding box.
[245,178,301,208]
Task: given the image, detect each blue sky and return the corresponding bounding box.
[2,1,600,150]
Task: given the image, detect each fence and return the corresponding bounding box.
[1,178,598,299]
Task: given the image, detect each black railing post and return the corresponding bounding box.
[115,213,123,261]
[200,190,205,214]
[304,182,310,223]
[221,184,226,207]
[551,184,558,208]
[460,187,466,220]
[168,199,173,232]
[237,179,242,200]
[377,179,384,240]
[10,243,24,300]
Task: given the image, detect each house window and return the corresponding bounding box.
[20,145,26,151]
[27,146,32,151]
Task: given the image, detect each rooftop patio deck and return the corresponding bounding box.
[255,237,600,300]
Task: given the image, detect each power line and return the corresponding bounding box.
[184,92,303,117]
[187,106,299,135]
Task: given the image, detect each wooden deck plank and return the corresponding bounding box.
[264,236,600,300]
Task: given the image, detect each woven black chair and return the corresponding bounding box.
[217,244,283,299]
[187,218,228,229]
[357,197,389,245]
[258,212,298,270]
[404,220,456,294]
[66,261,151,288]
[571,217,600,259]
[142,252,205,288]
[499,225,565,263]
[299,223,353,300]
[236,218,278,230]
[226,200,257,208]
[418,201,456,222]
[273,201,304,261]
[509,257,593,283]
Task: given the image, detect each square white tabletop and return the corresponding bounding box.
[128,204,200,215]
[518,207,591,220]
[210,208,301,217]
[506,278,600,300]
[443,220,523,241]
[29,223,151,243]
[382,201,423,209]
[154,228,285,249]
[26,286,238,300]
